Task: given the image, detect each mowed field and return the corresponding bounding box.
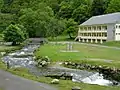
[35,43,120,68]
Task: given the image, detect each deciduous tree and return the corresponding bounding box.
[3,24,27,45]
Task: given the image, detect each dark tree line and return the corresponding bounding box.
[0,0,120,40]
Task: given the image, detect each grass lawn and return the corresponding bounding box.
[35,43,120,68]
[102,41,120,47]
[48,35,75,41]
[0,45,21,52]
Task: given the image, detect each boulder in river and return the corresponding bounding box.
[51,79,59,84]
[72,86,81,90]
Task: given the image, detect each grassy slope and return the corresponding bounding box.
[35,43,120,68]
[48,35,75,41]
[102,41,120,47]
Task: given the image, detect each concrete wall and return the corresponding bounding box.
[107,24,115,41]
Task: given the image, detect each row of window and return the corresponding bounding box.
[80,26,107,31]
[116,33,120,35]
[79,33,107,37]
[115,25,120,29]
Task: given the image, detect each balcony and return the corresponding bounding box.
[79,36,107,40]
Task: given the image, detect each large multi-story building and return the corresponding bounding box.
[75,12,120,43]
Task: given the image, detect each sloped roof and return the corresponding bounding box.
[80,12,120,26]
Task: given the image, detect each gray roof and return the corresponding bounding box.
[81,12,120,26]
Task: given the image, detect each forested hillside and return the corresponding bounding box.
[0,0,119,38]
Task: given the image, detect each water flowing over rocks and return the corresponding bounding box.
[1,40,119,86]
[2,44,39,68]
[63,61,120,85]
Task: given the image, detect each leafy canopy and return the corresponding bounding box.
[3,24,27,45]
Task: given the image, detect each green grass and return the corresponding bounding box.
[102,41,120,47]
[48,35,75,41]
[0,45,21,52]
[35,43,120,68]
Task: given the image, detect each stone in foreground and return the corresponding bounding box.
[51,79,59,84]
[72,86,81,90]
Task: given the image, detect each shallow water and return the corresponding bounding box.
[2,43,117,86]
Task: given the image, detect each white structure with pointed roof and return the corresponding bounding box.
[76,12,120,43]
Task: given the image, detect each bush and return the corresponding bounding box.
[37,56,50,67]
[3,24,28,45]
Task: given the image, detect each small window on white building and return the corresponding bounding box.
[88,27,91,30]
[105,26,107,30]
[116,25,118,29]
[105,33,107,37]
[98,26,101,30]
[80,27,83,30]
[84,27,87,31]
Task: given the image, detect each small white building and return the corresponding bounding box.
[75,12,120,43]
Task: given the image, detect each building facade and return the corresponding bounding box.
[76,13,120,43]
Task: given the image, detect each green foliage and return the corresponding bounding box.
[19,3,55,37]
[72,4,91,24]
[106,0,120,13]
[3,24,27,45]
[91,0,105,16]
[47,18,66,38]
[57,1,73,19]
[0,0,119,39]
[0,13,17,32]
[64,19,77,39]
[0,0,3,11]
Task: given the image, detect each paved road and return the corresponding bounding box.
[0,70,57,90]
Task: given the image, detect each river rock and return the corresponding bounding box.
[72,86,81,90]
[51,79,59,84]
[1,52,6,56]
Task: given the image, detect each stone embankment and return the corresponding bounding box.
[63,61,120,84]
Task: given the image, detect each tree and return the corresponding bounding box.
[72,4,91,24]
[19,3,54,37]
[46,18,66,39]
[57,1,73,19]
[0,13,17,33]
[106,0,120,13]
[91,0,105,16]
[64,19,77,39]
[0,0,3,11]
[3,24,27,45]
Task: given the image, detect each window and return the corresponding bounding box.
[98,26,101,30]
[88,27,91,30]
[116,33,120,35]
[105,33,107,37]
[80,27,83,30]
[105,26,107,30]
